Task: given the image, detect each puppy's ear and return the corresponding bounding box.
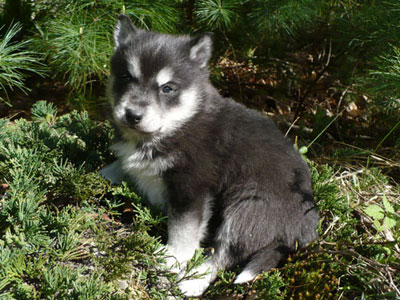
[189,33,213,68]
[114,14,138,50]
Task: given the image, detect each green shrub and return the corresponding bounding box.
[0,101,174,299]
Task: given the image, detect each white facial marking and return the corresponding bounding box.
[160,86,199,134]
[113,98,128,122]
[128,55,141,79]
[156,67,173,86]
[138,106,162,133]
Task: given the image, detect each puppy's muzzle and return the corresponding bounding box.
[124,108,142,125]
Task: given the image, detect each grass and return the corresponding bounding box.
[0,101,399,299]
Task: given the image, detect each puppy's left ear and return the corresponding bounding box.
[114,14,138,50]
[189,33,213,68]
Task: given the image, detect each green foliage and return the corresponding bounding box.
[0,22,44,104]
[247,0,318,38]
[283,251,340,300]
[291,161,400,299]
[195,0,240,31]
[310,162,348,220]
[124,0,181,33]
[364,195,397,232]
[363,45,400,140]
[252,271,287,300]
[34,8,112,94]
[368,44,400,113]
[0,101,187,299]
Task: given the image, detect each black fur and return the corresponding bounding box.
[161,96,318,266]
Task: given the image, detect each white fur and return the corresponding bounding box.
[199,195,213,239]
[167,213,203,266]
[178,275,212,297]
[163,196,213,283]
[234,270,257,284]
[111,141,174,211]
[210,217,234,270]
[178,260,216,297]
[216,217,233,241]
[166,194,213,268]
[138,106,162,133]
[113,97,128,122]
[156,67,173,86]
[160,86,199,134]
[134,172,166,210]
[112,84,199,136]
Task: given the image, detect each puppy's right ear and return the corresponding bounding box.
[114,15,137,50]
[189,33,213,69]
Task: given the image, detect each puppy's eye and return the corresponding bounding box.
[161,85,174,94]
[121,73,136,83]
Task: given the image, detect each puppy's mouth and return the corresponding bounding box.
[117,121,161,136]
[112,106,162,136]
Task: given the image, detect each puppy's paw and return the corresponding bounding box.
[177,261,214,297]
[178,276,211,297]
[156,246,187,274]
[98,161,124,184]
[164,255,185,274]
[234,270,257,284]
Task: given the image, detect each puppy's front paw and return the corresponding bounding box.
[164,255,185,274]
[156,246,187,274]
[178,276,211,297]
[177,261,214,297]
[98,161,124,184]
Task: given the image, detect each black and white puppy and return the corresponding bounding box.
[100,15,319,297]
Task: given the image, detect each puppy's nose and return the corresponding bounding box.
[125,109,142,125]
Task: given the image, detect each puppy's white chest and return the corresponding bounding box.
[132,170,167,211]
[112,142,174,211]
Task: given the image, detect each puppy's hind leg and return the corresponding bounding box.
[234,241,290,284]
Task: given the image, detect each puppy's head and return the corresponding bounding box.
[109,15,213,138]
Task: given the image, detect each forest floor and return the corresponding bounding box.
[0,54,399,299]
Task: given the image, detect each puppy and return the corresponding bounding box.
[100,15,319,297]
